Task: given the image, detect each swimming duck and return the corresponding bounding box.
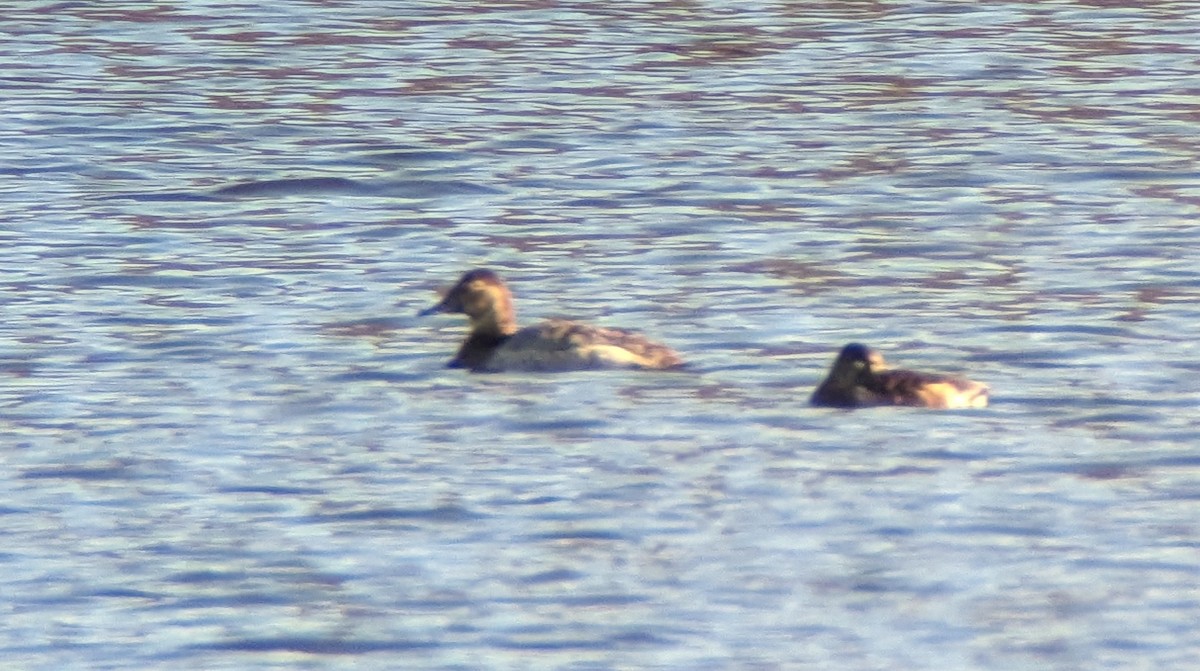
[811,343,988,409]
[418,269,685,372]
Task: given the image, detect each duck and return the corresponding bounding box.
[811,343,988,409]
[417,269,685,372]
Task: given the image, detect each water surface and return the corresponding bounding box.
[2,1,1199,669]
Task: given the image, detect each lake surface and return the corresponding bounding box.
[2,1,1199,669]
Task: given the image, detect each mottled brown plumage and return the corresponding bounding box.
[418,269,684,372]
[811,343,988,409]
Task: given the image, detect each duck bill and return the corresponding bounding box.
[417,299,448,317]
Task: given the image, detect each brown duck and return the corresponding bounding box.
[418,269,685,372]
[811,343,988,409]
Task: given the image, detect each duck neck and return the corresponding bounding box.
[450,331,509,370]
[467,305,518,338]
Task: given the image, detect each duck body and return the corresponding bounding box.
[811,343,988,409]
[419,269,684,373]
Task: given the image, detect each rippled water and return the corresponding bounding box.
[3,1,1199,669]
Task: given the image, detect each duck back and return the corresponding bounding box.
[480,320,684,372]
[868,369,989,409]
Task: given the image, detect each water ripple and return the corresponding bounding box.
[3,2,1199,669]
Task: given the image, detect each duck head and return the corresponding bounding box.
[831,342,887,383]
[419,268,518,336]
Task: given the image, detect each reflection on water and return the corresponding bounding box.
[2,1,1199,669]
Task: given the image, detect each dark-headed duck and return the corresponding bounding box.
[811,343,988,409]
[418,269,685,372]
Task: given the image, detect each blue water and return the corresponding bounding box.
[2,1,1198,669]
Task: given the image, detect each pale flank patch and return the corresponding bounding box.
[957,381,990,408]
[915,380,989,409]
[580,343,656,368]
